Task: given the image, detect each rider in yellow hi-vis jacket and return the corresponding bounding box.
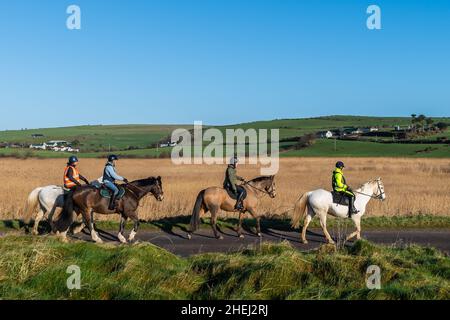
[332,161,359,217]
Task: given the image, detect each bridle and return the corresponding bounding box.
[243,179,275,198]
[354,180,385,200]
[125,181,159,200]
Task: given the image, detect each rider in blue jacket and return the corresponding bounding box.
[103,155,129,210]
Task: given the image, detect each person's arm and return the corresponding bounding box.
[79,174,89,184]
[67,167,82,186]
[236,175,245,182]
[335,173,347,190]
[106,166,125,181]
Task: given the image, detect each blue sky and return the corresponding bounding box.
[0,0,449,129]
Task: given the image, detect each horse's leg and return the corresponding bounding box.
[210,206,222,240]
[301,214,312,244]
[128,212,139,242]
[72,213,86,235]
[319,212,334,244]
[87,210,102,243]
[346,215,362,241]
[237,211,244,238]
[118,215,127,243]
[32,209,45,235]
[247,208,262,237]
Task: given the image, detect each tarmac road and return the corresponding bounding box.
[73,226,450,257]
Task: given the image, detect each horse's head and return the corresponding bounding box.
[137,176,164,201]
[253,175,277,198]
[150,176,164,201]
[373,177,386,201]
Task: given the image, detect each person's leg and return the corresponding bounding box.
[344,190,358,216]
[104,181,119,210]
[234,188,244,210]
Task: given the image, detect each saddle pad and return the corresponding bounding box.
[100,186,126,199]
[225,185,247,200]
[331,191,349,206]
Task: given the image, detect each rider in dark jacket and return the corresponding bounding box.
[223,156,245,211]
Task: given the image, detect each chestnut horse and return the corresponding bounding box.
[54,177,164,243]
[188,175,276,239]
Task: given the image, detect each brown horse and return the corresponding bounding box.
[54,177,164,243]
[188,175,276,239]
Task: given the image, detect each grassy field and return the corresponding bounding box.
[0,235,448,300]
[1,116,448,158]
[283,139,450,158]
[0,158,449,221]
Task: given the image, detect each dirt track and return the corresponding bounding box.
[73,227,450,257]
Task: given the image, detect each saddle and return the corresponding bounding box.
[331,191,350,206]
[225,185,247,200]
[91,181,126,199]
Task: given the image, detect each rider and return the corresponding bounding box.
[103,155,129,210]
[63,156,89,190]
[223,156,246,211]
[332,161,359,217]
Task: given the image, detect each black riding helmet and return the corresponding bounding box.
[68,156,79,165]
[108,154,119,162]
[335,161,345,169]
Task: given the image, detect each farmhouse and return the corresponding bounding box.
[316,130,333,139]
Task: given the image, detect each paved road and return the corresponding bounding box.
[73,227,450,257]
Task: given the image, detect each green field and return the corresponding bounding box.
[0,235,448,300]
[0,116,448,158]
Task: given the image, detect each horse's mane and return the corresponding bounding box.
[356,179,378,191]
[131,177,159,186]
[249,176,273,183]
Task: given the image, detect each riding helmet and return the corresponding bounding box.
[230,156,239,166]
[108,154,119,162]
[68,156,79,164]
[335,161,345,168]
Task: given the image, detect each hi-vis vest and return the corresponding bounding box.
[332,168,348,192]
[64,165,80,188]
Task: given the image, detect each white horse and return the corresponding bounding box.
[290,178,386,244]
[23,185,86,235]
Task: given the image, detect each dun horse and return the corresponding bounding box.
[54,177,164,243]
[188,175,276,239]
[290,178,386,244]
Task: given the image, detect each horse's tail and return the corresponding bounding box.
[189,190,206,233]
[23,187,43,225]
[291,193,309,229]
[54,190,75,232]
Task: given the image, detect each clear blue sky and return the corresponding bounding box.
[0,0,449,129]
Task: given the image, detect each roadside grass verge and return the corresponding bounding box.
[0,235,448,299]
[1,214,450,234]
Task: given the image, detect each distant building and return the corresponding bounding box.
[317,130,333,139]
[159,141,178,148]
[31,134,44,138]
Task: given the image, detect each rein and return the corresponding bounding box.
[242,180,273,197]
[353,180,384,200]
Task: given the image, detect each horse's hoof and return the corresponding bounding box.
[239,234,245,239]
[217,235,224,240]
[257,233,262,238]
[187,233,192,240]
[32,231,39,236]
[118,234,127,243]
[302,239,308,244]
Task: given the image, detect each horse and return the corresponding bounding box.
[188,175,276,240]
[290,178,386,244]
[22,180,104,235]
[54,177,164,243]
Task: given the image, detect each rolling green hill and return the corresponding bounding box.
[0,116,448,158]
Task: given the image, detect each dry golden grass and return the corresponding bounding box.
[0,157,449,221]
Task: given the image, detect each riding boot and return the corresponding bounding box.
[108,194,117,211]
[348,197,359,217]
[234,191,244,211]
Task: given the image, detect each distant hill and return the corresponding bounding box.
[0,116,448,158]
